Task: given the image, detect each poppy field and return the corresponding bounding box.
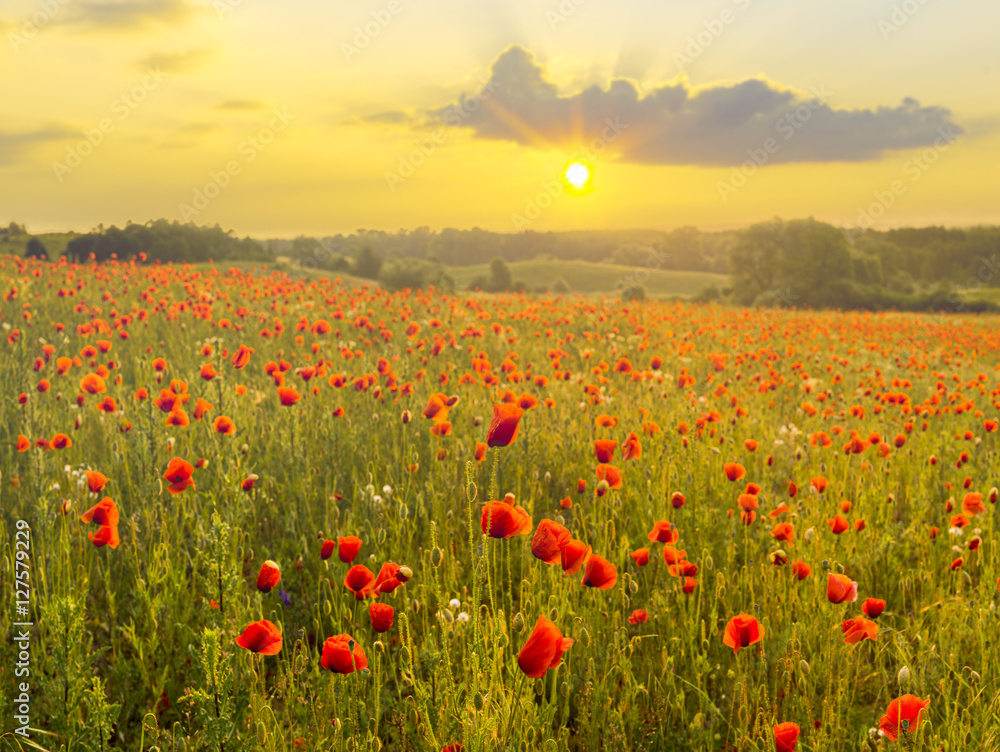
[2,255,999,752]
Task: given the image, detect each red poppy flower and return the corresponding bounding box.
[670,491,686,509]
[486,403,524,448]
[84,471,109,493]
[88,524,120,549]
[560,539,591,575]
[236,620,283,655]
[320,539,336,560]
[628,609,648,625]
[827,573,858,604]
[723,463,746,482]
[257,560,281,593]
[593,439,618,463]
[80,373,106,395]
[647,520,679,544]
[811,476,828,493]
[827,515,850,534]
[369,603,394,633]
[841,616,879,644]
[770,522,795,545]
[231,344,254,369]
[595,464,622,489]
[320,634,368,673]
[481,500,532,538]
[213,416,235,435]
[682,577,698,594]
[277,386,301,406]
[517,616,573,678]
[343,564,376,599]
[773,722,799,752]
[163,457,195,495]
[50,433,73,449]
[862,598,885,618]
[581,554,617,590]
[792,561,811,580]
[662,545,687,565]
[723,614,764,654]
[81,497,119,528]
[769,503,790,518]
[962,492,985,516]
[373,562,404,596]
[338,535,363,563]
[531,519,571,564]
[668,560,698,578]
[621,432,642,461]
[630,548,650,567]
[878,695,930,741]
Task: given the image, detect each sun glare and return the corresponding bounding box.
[564,162,591,190]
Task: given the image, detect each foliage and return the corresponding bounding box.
[61,219,270,264]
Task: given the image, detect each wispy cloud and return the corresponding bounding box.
[136,49,211,74]
[161,121,221,149]
[0,126,76,166]
[217,99,268,112]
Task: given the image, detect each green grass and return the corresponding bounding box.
[448,259,728,298]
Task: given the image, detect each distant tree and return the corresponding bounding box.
[378,257,440,291]
[354,245,383,279]
[551,276,570,294]
[25,237,48,260]
[487,257,513,292]
[7,221,25,236]
[729,218,784,305]
[621,284,647,302]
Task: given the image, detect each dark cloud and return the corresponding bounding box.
[136,49,210,74]
[218,99,268,111]
[161,122,221,149]
[61,0,197,30]
[422,45,964,166]
[0,126,75,166]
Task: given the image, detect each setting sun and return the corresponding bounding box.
[564,162,591,191]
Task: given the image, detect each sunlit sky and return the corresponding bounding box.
[3,0,998,236]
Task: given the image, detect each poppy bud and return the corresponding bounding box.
[431,547,443,567]
[544,471,551,483]
[377,528,386,544]
[398,565,413,581]
[473,692,485,711]
[897,666,910,687]
[549,607,558,621]
[240,443,249,454]
[629,580,638,594]
[704,555,713,570]
[257,722,266,745]
[799,660,811,675]
[579,627,591,648]
[512,613,525,633]
[821,560,829,570]
[332,718,342,733]
[970,671,981,684]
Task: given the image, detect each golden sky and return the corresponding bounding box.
[3,0,998,236]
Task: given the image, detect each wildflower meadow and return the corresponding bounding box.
[1,255,998,751]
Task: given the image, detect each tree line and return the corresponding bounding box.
[9,218,1000,310]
